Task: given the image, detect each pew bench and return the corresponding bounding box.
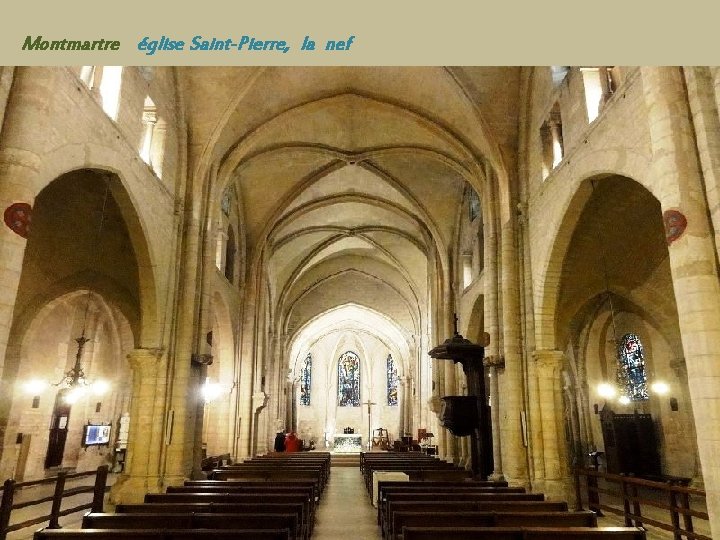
[143,493,314,535]
[401,526,646,540]
[381,492,545,533]
[390,511,597,540]
[33,529,290,540]
[381,501,569,539]
[167,485,317,503]
[184,479,320,502]
[82,512,300,540]
[115,502,308,538]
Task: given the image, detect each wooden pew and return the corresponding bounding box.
[143,493,314,535]
[381,492,545,534]
[363,463,467,491]
[115,502,308,539]
[382,501,569,539]
[401,527,646,540]
[376,488,525,514]
[377,487,526,525]
[376,480,510,502]
[184,480,320,502]
[82,512,300,540]
[390,511,597,540]
[34,529,290,540]
[167,485,315,500]
[209,469,325,491]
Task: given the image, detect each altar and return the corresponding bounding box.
[333,434,362,453]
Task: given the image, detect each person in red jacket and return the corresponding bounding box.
[284,431,301,452]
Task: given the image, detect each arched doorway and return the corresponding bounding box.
[0,169,143,479]
[555,175,699,480]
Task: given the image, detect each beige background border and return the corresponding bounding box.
[1,0,719,65]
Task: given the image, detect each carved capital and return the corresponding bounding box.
[483,355,505,369]
[252,391,269,413]
[532,349,564,370]
[191,353,213,366]
[428,395,442,414]
[127,348,165,373]
[142,109,157,126]
[669,357,688,380]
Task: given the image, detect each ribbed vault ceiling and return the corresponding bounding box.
[181,67,520,362]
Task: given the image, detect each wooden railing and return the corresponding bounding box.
[0,465,108,540]
[575,467,710,540]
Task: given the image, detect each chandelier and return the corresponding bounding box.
[24,176,112,404]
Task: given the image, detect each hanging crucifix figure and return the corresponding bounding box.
[362,400,376,450]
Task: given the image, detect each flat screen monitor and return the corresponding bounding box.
[83,424,111,447]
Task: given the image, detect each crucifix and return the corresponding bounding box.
[362,400,376,450]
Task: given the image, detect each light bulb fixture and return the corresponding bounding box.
[56,335,92,391]
[618,395,631,405]
[651,381,670,395]
[597,382,617,399]
[64,385,86,405]
[23,379,48,395]
[201,379,225,403]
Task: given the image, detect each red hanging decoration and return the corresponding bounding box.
[3,202,32,238]
[663,209,687,245]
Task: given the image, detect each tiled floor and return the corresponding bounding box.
[313,467,381,539]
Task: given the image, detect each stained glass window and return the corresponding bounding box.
[337,351,360,407]
[300,353,312,406]
[469,189,480,222]
[387,354,398,406]
[221,189,231,216]
[617,333,649,401]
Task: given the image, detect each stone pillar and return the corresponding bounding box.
[140,108,157,165]
[683,67,720,258]
[532,350,569,500]
[190,363,207,480]
[483,182,503,479]
[443,360,458,463]
[0,68,53,374]
[110,348,167,503]
[642,66,720,537]
[0,68,54,458]
[498,219,528,484]
[398,376,406,437]
[484,357,504,480]
[150,120,167,179]
[457,377,470,469]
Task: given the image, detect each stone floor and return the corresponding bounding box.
[313,466,381,539]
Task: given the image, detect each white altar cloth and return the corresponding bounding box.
[333,434,362,453]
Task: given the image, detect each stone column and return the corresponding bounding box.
[140,109,157,165]
[683,67,720,257]
[398,376,407,437]
[498,219,528,484]
[110,348,167,503]
[669,358,702,483]
[443,360,458,464]
[532,349,569,500]
[457,377,469,469]
[0,68,54,459]
[190,363,207,479]
[642,67,720,537]
[484,357,505,480]
[483,179,503,479]
[0,68,53,374]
